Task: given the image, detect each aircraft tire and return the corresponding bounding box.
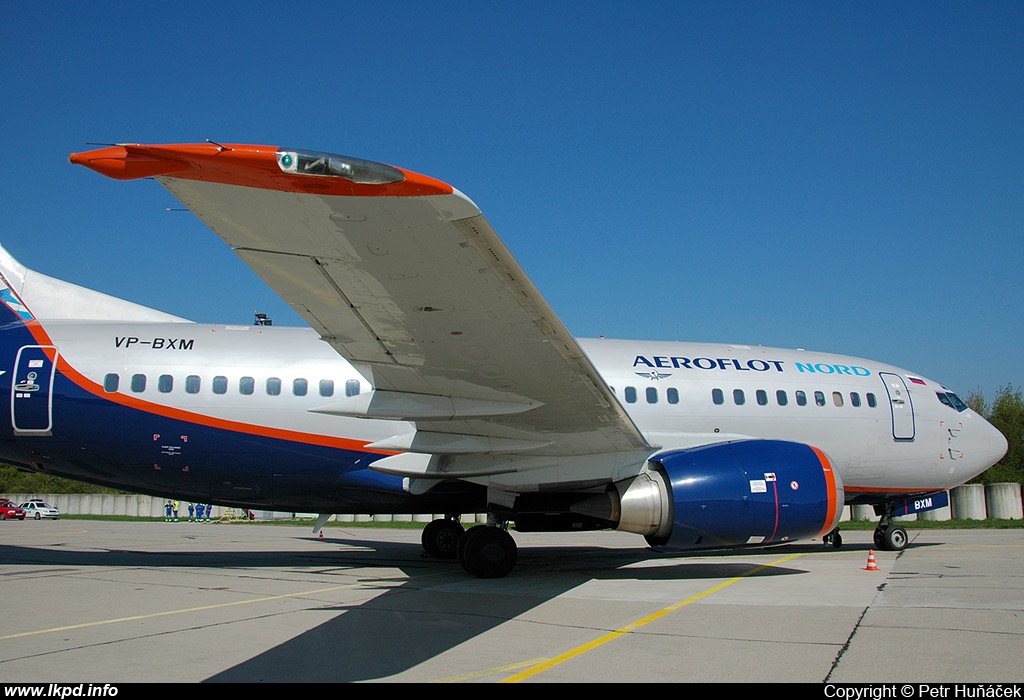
[883,525,908,551]
[458,525,517,578]
[421,518,464,559]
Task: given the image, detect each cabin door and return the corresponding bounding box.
[11,345,58,435]
[879,372,915,440]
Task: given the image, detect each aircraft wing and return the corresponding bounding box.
[70,144,654,476]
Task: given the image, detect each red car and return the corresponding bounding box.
[1,500,26,520]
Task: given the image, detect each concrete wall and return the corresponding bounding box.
[5,484,1020,523]
[3,492,489,524]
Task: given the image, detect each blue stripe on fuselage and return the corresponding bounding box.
[0,320,484,514]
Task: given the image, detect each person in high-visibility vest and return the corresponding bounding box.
[172,500,179,521]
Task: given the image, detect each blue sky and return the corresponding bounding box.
[1,2,1021,402]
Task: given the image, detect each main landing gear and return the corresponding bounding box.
[421,516,518,578]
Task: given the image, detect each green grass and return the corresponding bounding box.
[835,518,1024,530]
[53,514,1024,529]
[56,514,430,527]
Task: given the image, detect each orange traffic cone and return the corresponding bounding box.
[864,550,879,571]
[318,530,324,541]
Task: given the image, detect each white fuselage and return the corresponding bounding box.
[31,320,1007,501]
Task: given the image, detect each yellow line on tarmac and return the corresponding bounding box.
[499,552,808,683]
[0,583,370,641]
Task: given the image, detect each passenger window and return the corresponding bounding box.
[266,378,282,396]
[624,386,637,403]
[796,390,807,406]
[850,392,861,407]
[867,392,877,408]
[345,379,360,397]
[240,376,255,395]
[814,391,825,407]
[756,389,768,406]
[186,375,201,394]
[733,389,745,405]
[319,379,335,397]
[213,376,227,394]
[103,374,119,392]
[646,387,657,404]
[833,391,843,407]
[666,387,679,404]
[293,378,308,396]
[131,374,146,393]
[712,388,724,405]
[158,375,173,393]
[776,390,788,406]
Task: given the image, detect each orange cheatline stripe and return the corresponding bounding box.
[19,319,391,454]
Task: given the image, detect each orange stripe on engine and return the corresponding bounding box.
[810,445,840,538]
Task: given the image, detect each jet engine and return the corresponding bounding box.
[615,439,844,549]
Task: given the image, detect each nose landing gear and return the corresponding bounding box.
[873,502,908,551]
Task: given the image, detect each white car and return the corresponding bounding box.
[19,501,59,520]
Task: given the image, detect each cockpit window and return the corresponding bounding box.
[936,391,968,412]
[947,392,968,412]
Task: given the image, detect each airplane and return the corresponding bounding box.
[0,142,1007,578]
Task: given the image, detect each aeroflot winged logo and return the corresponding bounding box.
[636,370,672,380]
[0,282,33,321]
[633,355,872,376]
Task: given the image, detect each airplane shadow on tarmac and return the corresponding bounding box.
[1,529,919,682]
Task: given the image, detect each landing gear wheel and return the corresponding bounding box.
[421,519,464,559]
[883,525,908,551]
[874,524,908,551]
[823,528,842,549]
[458,525,517,578]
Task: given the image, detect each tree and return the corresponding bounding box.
[0,464,123,495]
[969,384,1023,485]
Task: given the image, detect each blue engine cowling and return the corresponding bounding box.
[615,439,844,550]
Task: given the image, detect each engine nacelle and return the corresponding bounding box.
[616,440,844,550]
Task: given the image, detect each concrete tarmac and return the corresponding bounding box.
[1,520,1022,683]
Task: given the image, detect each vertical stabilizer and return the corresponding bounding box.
[0,244,192,323]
